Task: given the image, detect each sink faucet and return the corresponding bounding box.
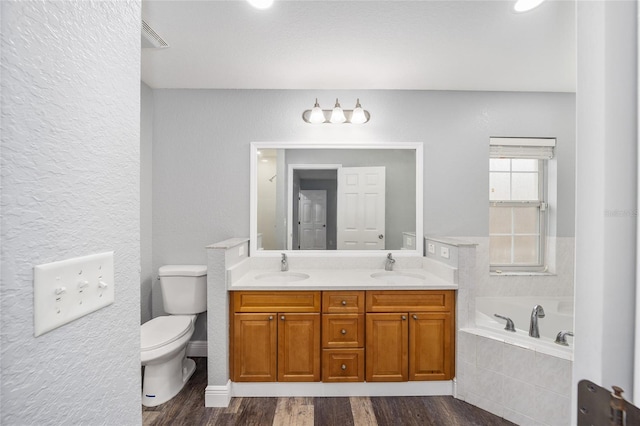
[281,253,288,272]
[385,253,395,271]
[529,305,545,338]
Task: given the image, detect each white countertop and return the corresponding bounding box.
[228,268,458,291]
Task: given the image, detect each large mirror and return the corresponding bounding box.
[250,142,423,256]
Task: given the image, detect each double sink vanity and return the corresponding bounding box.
[203,141,460,406]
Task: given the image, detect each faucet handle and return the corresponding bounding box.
[555,330,574,346]
[494,314,516,332]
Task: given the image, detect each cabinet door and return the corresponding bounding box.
[278,313,321,382]
[409,311,454,381]
[233,313,277,382]
[366,313,408,381]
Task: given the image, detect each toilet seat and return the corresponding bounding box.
[141,316,193,351]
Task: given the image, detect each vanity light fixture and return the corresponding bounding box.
[302,98,370,124]
[513,0,545,12]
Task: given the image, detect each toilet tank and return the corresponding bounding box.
[158,265,207,314]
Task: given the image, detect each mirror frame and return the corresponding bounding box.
[250,141,424,257]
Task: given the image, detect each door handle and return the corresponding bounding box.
[378,234,384,239]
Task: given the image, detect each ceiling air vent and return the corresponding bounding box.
[142,20,169,49]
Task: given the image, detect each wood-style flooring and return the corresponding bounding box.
[142,358,515,426]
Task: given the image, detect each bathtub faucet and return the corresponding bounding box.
[385,253,396,271]
[281,253,288,272]
[494,314,516,332]
[555,331,574,346]
[529,305,546,338]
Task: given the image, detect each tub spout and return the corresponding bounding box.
[529,305,545,338]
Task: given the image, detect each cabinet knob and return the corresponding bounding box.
[341,364,347,370]
[341,329,347,335]
[280,316,285,321]
[341,300,347,306]
[402,315,407,320]
[412,314,418,320]
[269,315,273,320]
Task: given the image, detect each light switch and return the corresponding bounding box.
[34,252,114,337]
[428,243,436,254]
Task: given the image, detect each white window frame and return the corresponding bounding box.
[489,138,555,273]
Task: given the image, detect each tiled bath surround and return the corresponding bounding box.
[426,237,575,425]
[457,331,572,426]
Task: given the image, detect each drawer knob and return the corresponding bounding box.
[269,315,273,320]
[402,315,407,320]
[280,316,285,321]
[341,329,347,335]
[412,314,418,320]
[341,300,347,306]
[341,364,347,370]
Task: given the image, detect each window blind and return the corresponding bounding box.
[489,137,556,160]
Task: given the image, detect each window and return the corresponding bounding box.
[489,138,555,272]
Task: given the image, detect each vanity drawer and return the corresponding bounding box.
[322,291,365,313]
[366,290,454,312]
[322,314,364,348]
[322,349,365,382]
[233,291,321,313]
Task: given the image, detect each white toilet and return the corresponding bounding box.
[141,265,207,407]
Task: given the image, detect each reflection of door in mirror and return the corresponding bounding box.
[337,167,386,250]
[298,190,327,250]
[291,168,338,250]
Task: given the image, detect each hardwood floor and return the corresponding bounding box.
[142,358,515,426]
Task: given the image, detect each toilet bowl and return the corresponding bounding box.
[141,315,197,407]
[140,265,207,407]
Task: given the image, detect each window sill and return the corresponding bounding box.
[490,271,556,277]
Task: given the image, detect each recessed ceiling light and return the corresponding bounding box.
[514,0,545,13]
[247,0,273,10]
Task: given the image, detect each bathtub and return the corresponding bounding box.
[470,296,574,360]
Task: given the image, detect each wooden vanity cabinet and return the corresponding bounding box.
[365,290,455,382]
[321,291,365,382]
[231,291,321,382]
[231,289,455,384]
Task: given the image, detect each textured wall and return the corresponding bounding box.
[1,2,141,425]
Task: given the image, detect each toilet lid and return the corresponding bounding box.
[141,316,192,351]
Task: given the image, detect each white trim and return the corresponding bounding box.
[186,340,207,357]
[205,381,232,407]
[250,141,424,258]
[231,380,453,397]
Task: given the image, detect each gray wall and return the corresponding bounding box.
[151,90,575,258]
[150,89,575,341]
[1,2,141,424]
[142,82,154,324]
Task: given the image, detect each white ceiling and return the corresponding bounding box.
[141,0,576,92]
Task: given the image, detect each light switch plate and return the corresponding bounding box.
[428,243,436,254]
[34,252,114,337]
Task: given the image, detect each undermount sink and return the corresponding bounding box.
[254,272,310,283]
[370,271,425,284]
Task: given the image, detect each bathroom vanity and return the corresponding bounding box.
[230,289,455,384]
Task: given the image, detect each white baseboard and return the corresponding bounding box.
[231,380,453,397]
[205,381,231,407]
[186,340,207,357]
